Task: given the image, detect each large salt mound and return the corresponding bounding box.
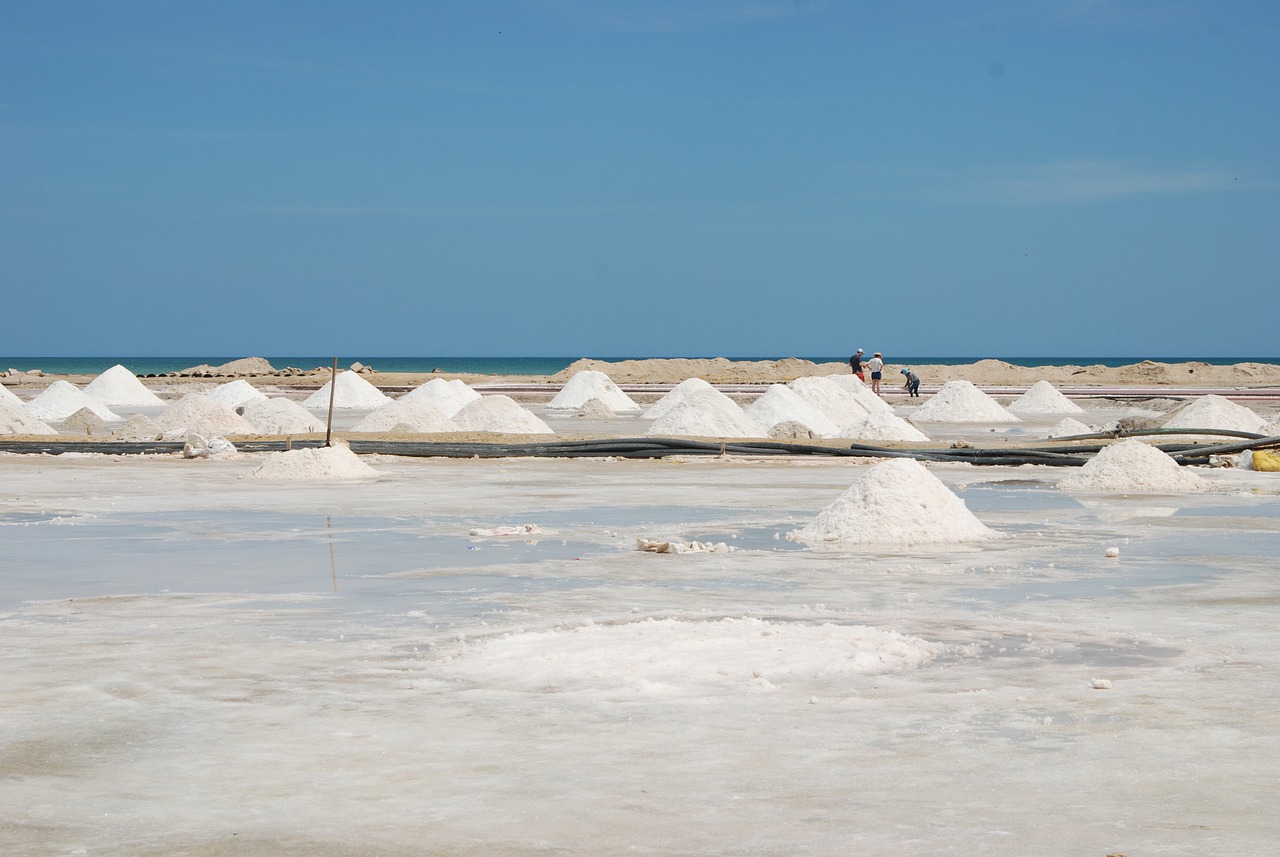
[155,393,257,436]
[400,378,481,417]
[547,370,640,412]
[0,399,58,435]
[302,371,392,409]
[205,379,269,410]
[82,364,165,407]
[643,378,719,420]
[1007,380,1084,415]
[911,380,1020,423]
[788,376,872,425]
[452,395,554,434]
[352,399,459,433]
[1162,395,1267,439]
[1058,438,1207,493]
[1047,417,1095,439]
[791,458,997,547]
[646,388,761,438]
[241,398,326,434]
[824,374,894,415]
[745,385,840,437]
[249,442,378,481]
[837,411,931,442]
[110,413,163,440]
[0,385,22,406]
[26,381,121,422]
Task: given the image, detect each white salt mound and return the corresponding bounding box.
[643,378,718,420]
[547,370,640,412]
[837,411,931,442]
[573,398,617,419]
[82,364,165,407]
[791,458,997,546]
[824,374,894,415]
[746,385,840,437]
[205,379,269,410]
[452,395,554,435]
[787,376,872,425]
[1008,380,1085,415]
[0,399,58,435]
[241,398,326,435]
[352,399,459,433]
[911,380,1020,423]
[302,371,392,409]
[155,393,257,436]
[110,413,163,441]
[25,380,121,422]
[1162,395,1267,438]
[0,385,22,406]
[1047,417,1095,439]
[400,378,481,417]
[646,388,761,438]
[60,407,107,434]
[1058,438,1207,493]
[250,442,379,481]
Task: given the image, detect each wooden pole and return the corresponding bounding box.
[325,357,338,447]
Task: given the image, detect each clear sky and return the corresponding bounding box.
[2,1,1277,358]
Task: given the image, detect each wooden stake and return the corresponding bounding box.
[325,357,338,447]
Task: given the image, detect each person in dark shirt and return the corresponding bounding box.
[849,348,865,381]
[901,367,921,397]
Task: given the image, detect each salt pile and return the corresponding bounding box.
[110,414,163,440]
[249,441,379,481]
[351,399,459,433]
[1058,438,1207,493]
[837,411,931,442]
[25,381,121,423]
[547,370,640,412]
[791,458,997,547]
[400,378,481,417]
[0,385,22,406]
[452,395,554,435]
[0,399,58,435]
[573,398,616,419]
[1047,417,1095,439]
[787,376,872,426]
[1162,395,1267,439]
[82,364,165,407]
[205,380,269,410]
[1007,380,1084,415]
[911,380,1020,423]
[241,398,326,435]
[646,388,761,438]
[302,371,392,409]
[643,378,718,420]
[60,407,108,434]
[824,374,894,414]
[155,393,257,436]
[745,385,840,437]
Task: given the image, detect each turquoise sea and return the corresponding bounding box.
[1,356,1276,376]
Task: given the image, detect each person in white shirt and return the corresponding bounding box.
[867,352,885,394]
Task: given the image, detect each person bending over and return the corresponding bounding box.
[901,367,920,397]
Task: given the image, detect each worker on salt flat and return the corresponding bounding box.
[901,367,921,397]
[867,352,885,394]
[849,348,865,381]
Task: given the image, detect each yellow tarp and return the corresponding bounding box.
[1253,450,1280,472]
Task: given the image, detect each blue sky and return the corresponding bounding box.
[2,1,1277,358]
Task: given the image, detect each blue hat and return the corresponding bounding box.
[900,367,910,374]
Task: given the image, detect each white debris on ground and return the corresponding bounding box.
[205,379,269,410]
[636,538,734,554]
[351,399,460,433]
[745,385,840,437]
[25,380,121,423]
[1046,417,1096,439]
[451,395,555,434]
[911,380,1021,423]
[301,371,393,409]
[1162,394,1268,441]
[1007,380,1085,415]
[248,441,379,480]
[1058,438,1208,493]
[81,363,166,407]
[182,434,239,459]
[642,378,717,420]
[646,388,761,438]
[547,370,641,412]
[400,378,482,417]
[241,398,326,435]
[0,398,58,435]
[837,411,931,442]
[790,457,998,547]
[469,524,554,537]
[155,393,257,436]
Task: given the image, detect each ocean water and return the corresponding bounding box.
[2,355,1277,376]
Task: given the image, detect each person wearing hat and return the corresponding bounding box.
[901,366,921,397]
[848,349,865,381]
[867,352,885,393]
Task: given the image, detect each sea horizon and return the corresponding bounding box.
[2,355,1278,377]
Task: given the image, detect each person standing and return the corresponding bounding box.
[867,352,885,394]
[901,366,921,397]
[849,349,865,381]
